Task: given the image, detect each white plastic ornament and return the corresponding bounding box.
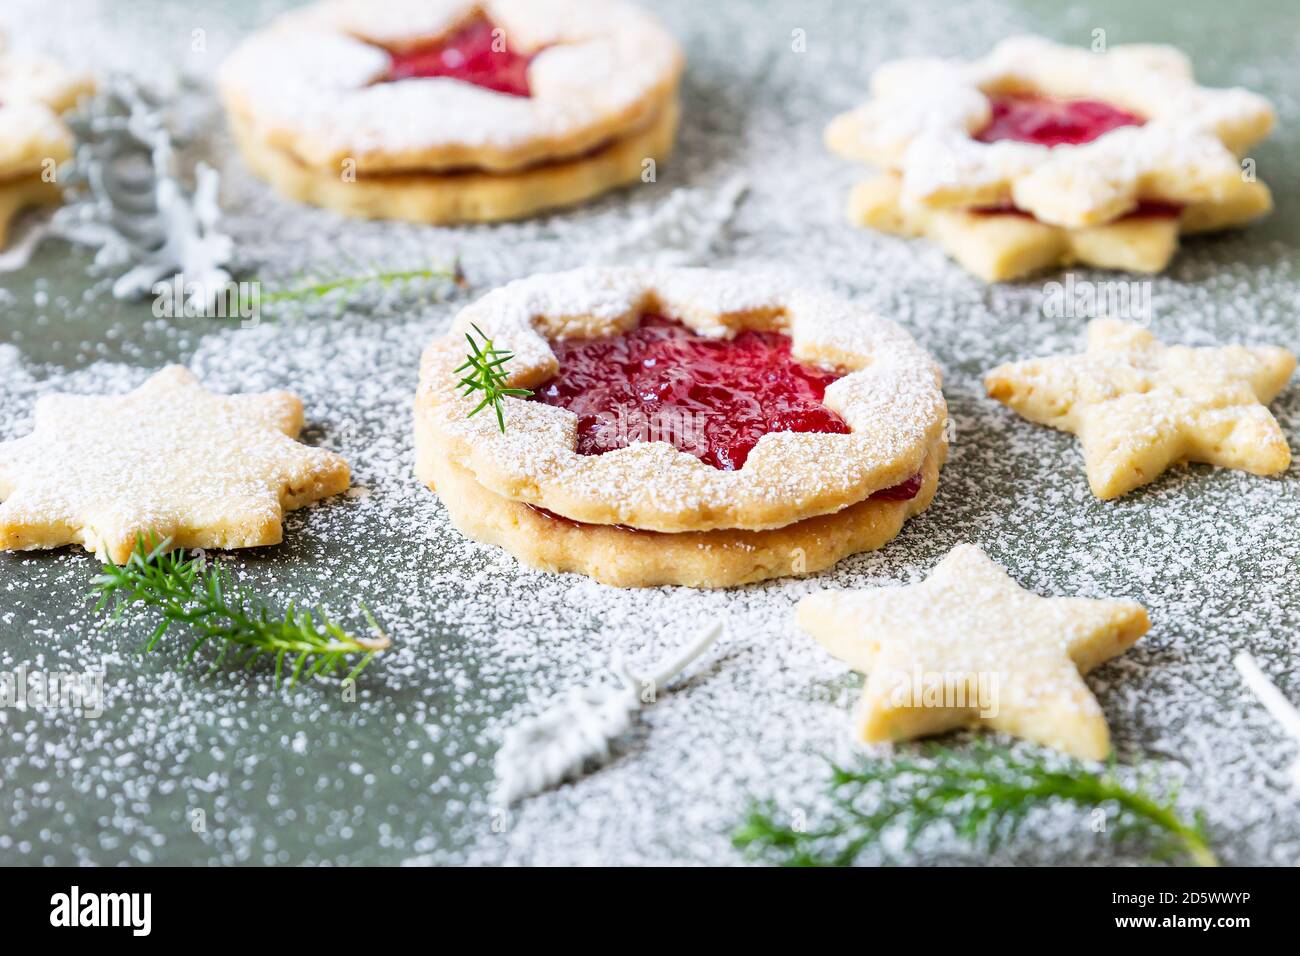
[51,75,235,312]
[493,622,723,805]
[1234,653,1300,790]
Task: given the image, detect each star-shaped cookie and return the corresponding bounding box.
[795,545,1149,759]
[985,319,1294,499]
[0,366,350,562]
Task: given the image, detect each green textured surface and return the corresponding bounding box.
[0,0,1297,866]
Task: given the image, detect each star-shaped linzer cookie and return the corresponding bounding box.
[796,545,1149,759]
[985,319,1295,499]
[0,366,350,563]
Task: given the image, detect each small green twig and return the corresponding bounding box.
[454,323,533,433]
[91,535,390,688]
[258,261,468,312]
[733,744,1217,867]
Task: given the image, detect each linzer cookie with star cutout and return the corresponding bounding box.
[414,267,949,588]
[825,36,1275,281]
[0,367,350,563]
[0,36,94,247]
[985,319,1294,499]
[218,0,683,223]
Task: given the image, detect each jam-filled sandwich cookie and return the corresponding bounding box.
[219,0,683,224]
[826,36,1275,281]
[0,39,93,247]
[415,267,949,588]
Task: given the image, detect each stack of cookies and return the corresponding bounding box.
[218,0,684,224]
[0,38,93,247]
[413,267,950,588]
[825,36,1275,281]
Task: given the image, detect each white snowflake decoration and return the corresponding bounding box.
[51,75,235,312]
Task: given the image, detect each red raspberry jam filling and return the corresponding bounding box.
[970,199,1183,221]
[531,314,851,472]
[386,16,533,97]
[1118,200,1184,219]
[975,93,1144,147]
[868,471,924,501]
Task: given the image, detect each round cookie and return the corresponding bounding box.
[415,267,948,534]
[219,0,683,223]
[419,430,947,589]
[415,267,950,587]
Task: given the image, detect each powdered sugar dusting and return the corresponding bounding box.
[0,0,1298,867]
[219,0,683,171]
[0,47,87,181]
[0,45,93,111]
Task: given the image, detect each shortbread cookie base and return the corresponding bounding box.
[229,97,678,225]
[849,173,1273,282]
[416,429,946,589]
[0,174,60,248]
[1,490,349,565]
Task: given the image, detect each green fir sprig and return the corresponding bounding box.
[92,536,390,687]
[257,261,467,316]
[734,744,1217,867]
[455,323,533,432]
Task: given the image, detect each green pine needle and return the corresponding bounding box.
[734,744,1217,867]
[454,323,533,433]
[91,535,391,688]
[258,261,468,311]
